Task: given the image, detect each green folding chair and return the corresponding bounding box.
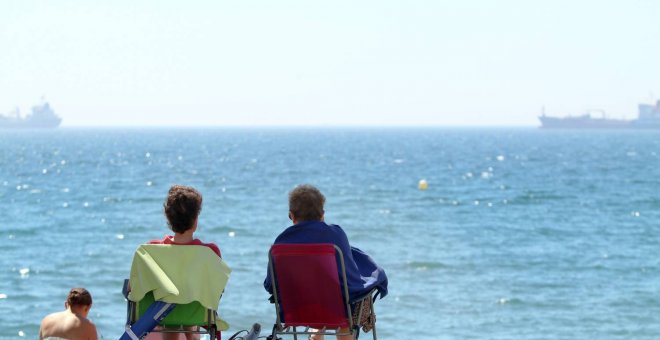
[124,282,221,339]
[123,244,231,339]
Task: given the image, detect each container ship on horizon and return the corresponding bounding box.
[539,100,660,129]
[0,100,62,128]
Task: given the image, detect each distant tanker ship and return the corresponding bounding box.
[0,100,62,128]
[539,100,660,129]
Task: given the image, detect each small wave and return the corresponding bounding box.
[508,191,571,204]
[102,197,121,203]
[496,297,523,305]
[406,261,448,270]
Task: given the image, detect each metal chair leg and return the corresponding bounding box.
[370,297,377,340]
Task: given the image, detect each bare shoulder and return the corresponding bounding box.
[83,318,98,340]
[40,311,65,325]
[85,320,98,340]
[42,310,65,319]
[39,311,65,339]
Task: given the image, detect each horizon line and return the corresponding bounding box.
[56,123,539,129]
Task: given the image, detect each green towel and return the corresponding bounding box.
[127,244,231,329]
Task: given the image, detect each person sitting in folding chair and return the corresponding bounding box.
[122,184,230,340]
[264,184,388,340]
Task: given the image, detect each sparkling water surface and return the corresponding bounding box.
[1,128,659,339]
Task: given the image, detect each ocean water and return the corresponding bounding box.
[1,128,659,339]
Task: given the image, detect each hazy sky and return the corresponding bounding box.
[1,0,659,126]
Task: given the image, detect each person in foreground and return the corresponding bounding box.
[39,287,98,340]
[264,184,388,340]
[148,184,222,340]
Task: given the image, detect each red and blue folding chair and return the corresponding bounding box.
[268,243,378,340]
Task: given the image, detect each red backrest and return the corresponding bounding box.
[270,244,349,329]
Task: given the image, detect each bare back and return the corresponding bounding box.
[39,310,97,340]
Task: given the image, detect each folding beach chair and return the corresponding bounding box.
[122,283,221,339]
[268,243,378,340]
[121,244,231,340]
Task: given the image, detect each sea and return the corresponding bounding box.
[1,128,659,339]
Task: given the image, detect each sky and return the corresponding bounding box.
[1,0,659,127]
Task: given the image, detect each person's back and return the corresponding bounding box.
[146,184,222,340]
[39,288,98,340]
[264,184,387,340]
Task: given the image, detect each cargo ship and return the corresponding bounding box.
[539,100,660,129]
[0,100,62,128]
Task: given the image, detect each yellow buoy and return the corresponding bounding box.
[418,179,428,190]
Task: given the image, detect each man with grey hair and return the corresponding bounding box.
[264,184,388,340]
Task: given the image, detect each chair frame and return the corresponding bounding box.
[268,244,378,340]
[123,279,219,340]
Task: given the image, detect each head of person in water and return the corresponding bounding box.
[164,185,203,233]
[288,184,325,223]
[66,288,93,316]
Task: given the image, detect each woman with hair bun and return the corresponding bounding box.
[39,287,98,340]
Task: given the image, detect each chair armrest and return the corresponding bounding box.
[122,279,130,299]
[349,288,378,305]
